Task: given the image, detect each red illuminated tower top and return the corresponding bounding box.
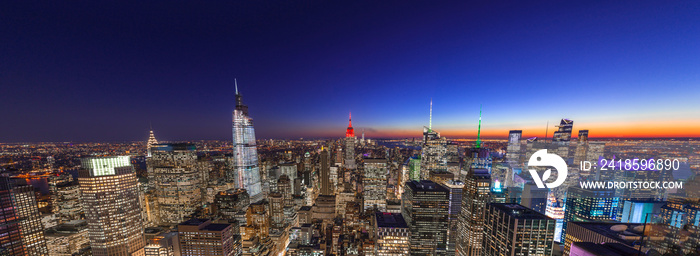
[346,112,355,138]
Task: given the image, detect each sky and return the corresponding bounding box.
[2,1,700,142]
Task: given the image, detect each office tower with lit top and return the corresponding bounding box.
[456,168,491,256]
[402,180,450,255]
[0,176,49,255]
[363,158,388,212]
[78,156,145,256]
[464,106,491,179]
[345,112,357,170]
[146,129,158,157]
[148,143,203,226]
[421,100,448,179]
[232,80,263,202]
[483,203,555,256]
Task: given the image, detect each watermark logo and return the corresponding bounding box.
[528,149,568,189]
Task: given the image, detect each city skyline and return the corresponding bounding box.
[2,1,700,142]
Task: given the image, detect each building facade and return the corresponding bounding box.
[363,158,388,212]
[78,156,145,256]
[483,203,556,256]
[402,180,450,255]
[148,143,203,226]
[232,83,263,202]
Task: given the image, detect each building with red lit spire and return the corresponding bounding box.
[344,112,356,169]
[346,112,355,137]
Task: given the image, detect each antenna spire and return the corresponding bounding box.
[476,104,482,148]
[545,121,549,143]
[429,98,433,131]
[235,78,239,95]
[349,112,352,127]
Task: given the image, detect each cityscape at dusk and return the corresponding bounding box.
[2,1,700,256]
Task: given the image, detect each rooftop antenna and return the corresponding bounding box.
[545,121,549,143]
[476,104,482,148]
[429,98,433,131]
[235,78,238,95]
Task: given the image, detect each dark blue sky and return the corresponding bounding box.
[2,1,699,142]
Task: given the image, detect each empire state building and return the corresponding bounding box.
[232,81,263,202]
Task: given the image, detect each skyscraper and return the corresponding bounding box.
[0,176,48,255]
[421,100,447,179]
[269,192,284,230]
[506,130,522,165]
[345,112,357,170]
[320,148,333,196]
[563,186,619,240]
[374,212,410,256]
[148,143,203,226]
[402,180,450,255]
[464,106,492,179]
[456,169,491,256]
[178,218,240,256]
[552,118,574,143]
[363,158,388,212]
[483,203,556,256]
[78,156,145,256]
[443,180,464,256]
[232,80,263,202]
[146,129,158,157]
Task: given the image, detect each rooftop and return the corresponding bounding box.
[406,180,449,193]
[569,222,646,246]
[490,203,553,220]
[375,212,408,228]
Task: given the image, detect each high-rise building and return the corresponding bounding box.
[213,189,250,221]
[374,212,410,256]
[420,100,448,180]
[363,158,388,212]
[402,180,450,255]
[144,231,180,256]
[146,129,158,157]
[521,183,549,214]
[244,200,270,241]
[277,174,293,208]
[78,156,145,256]
[50,178,83,223]
[563,186,619,240]
[0,176,49,255]
[404,156,421,182]
[506,130,522,165]
[552,118,574,143]
[178,218,240,256]
[148,143,203,226]
[456,168,491,256]
[279,162,298,193]
[345,112,357,170]
[320,148,333,196]
[443,180,464,256]
[45,220,90,256]
[269,192,285,230]
[232,80,263,202]
[421,129,447,179]
[483,203,556,256]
